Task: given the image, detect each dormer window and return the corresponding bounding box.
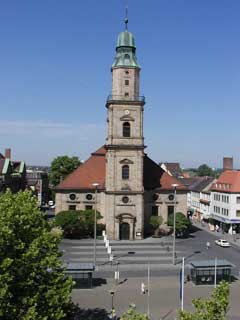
[123,122,130,137]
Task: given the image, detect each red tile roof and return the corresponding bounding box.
[56,146,106,190]
[56,146,188,192]
[211,170,240,193]
[159,171,187,191]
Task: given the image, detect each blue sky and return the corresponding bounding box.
[0,1,240,168]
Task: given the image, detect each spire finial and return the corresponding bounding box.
[124,6,128,30]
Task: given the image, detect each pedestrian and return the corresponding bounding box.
[206,241,210,250]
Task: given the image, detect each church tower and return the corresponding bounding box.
[105,20,145,240]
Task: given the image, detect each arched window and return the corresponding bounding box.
[122,165,129,180]
[123,122,130,137]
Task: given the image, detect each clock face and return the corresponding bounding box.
[124,109,130,115]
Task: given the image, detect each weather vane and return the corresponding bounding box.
[125,6,128,30]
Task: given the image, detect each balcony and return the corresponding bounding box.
[106,95,145,104]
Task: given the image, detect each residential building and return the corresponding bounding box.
[26,170,50,206]
[0,148,26,193]
[189,177,215,221]
[210,170,240,233]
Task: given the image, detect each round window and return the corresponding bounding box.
[168,194,175,201]
[152,194,159,201]
[86,194,93,201]
[122,196,129,204]
[69,193,76,201]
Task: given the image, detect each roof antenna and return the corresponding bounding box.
[124,6,128,30]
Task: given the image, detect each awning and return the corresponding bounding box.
[210,214,240,224]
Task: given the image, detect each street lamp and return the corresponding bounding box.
[172,183,178,265]
[92,183,99,268]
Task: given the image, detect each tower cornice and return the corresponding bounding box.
[105,95,145,108]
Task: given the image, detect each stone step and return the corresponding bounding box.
[67,255,179,263]
[64,251,180,257]
[96,263,183,272]
[106,245,174,250]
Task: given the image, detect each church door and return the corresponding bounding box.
[120,222,130,240]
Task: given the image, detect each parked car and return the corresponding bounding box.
[215,239,230,247]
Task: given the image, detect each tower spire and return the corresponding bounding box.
[124,6,128,30]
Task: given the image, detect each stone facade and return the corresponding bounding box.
[55,27,189,240]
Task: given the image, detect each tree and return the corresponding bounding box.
[196,164,213,177]
[54,209,104,238]
[149,215,163,236]
[178,281,229,320]
[0,190,73,320]
[121,306,150,320]
[168,212,191,237]
[49,155,81,187]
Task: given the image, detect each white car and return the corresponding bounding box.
[215,239,230,247]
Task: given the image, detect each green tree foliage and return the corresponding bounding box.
[196,164,213,177]
[121,306,150,320]
[149,215,163,236]
[55,209,104,238]
[168,212,191,236]
[49,155,81,187]
[178,281,229,320]
[0,190,72,320]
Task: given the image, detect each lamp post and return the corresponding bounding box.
[92,183,99,268]
[172,184,178,265]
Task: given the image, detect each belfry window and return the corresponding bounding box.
[123,122,130,137]
[122,165,129,180]
[124,54,130,64]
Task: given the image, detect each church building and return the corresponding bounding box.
[55,21,188,240]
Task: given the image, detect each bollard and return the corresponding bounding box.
[109,254,113,264]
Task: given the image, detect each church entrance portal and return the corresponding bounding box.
[120,222,130,240]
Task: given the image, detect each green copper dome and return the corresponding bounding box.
[112,30,140,69]
[117,31,136,48]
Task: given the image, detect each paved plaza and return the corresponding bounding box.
[71,276,240,320]
[61,227,240,319]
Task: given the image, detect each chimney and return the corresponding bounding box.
[5,148,11,159]
[223,157,233,171]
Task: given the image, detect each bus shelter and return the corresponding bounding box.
[190,259,233,285]
[65,262,95,288]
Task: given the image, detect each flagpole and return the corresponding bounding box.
[147,262,150,318]
[214,257,217,288]
[181,257,185,311]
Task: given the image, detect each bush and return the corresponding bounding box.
[55,210,104,239]
[149,215,163,237]
[178,281,229,320]
[121,306,150,320]
[168,212,191,237]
